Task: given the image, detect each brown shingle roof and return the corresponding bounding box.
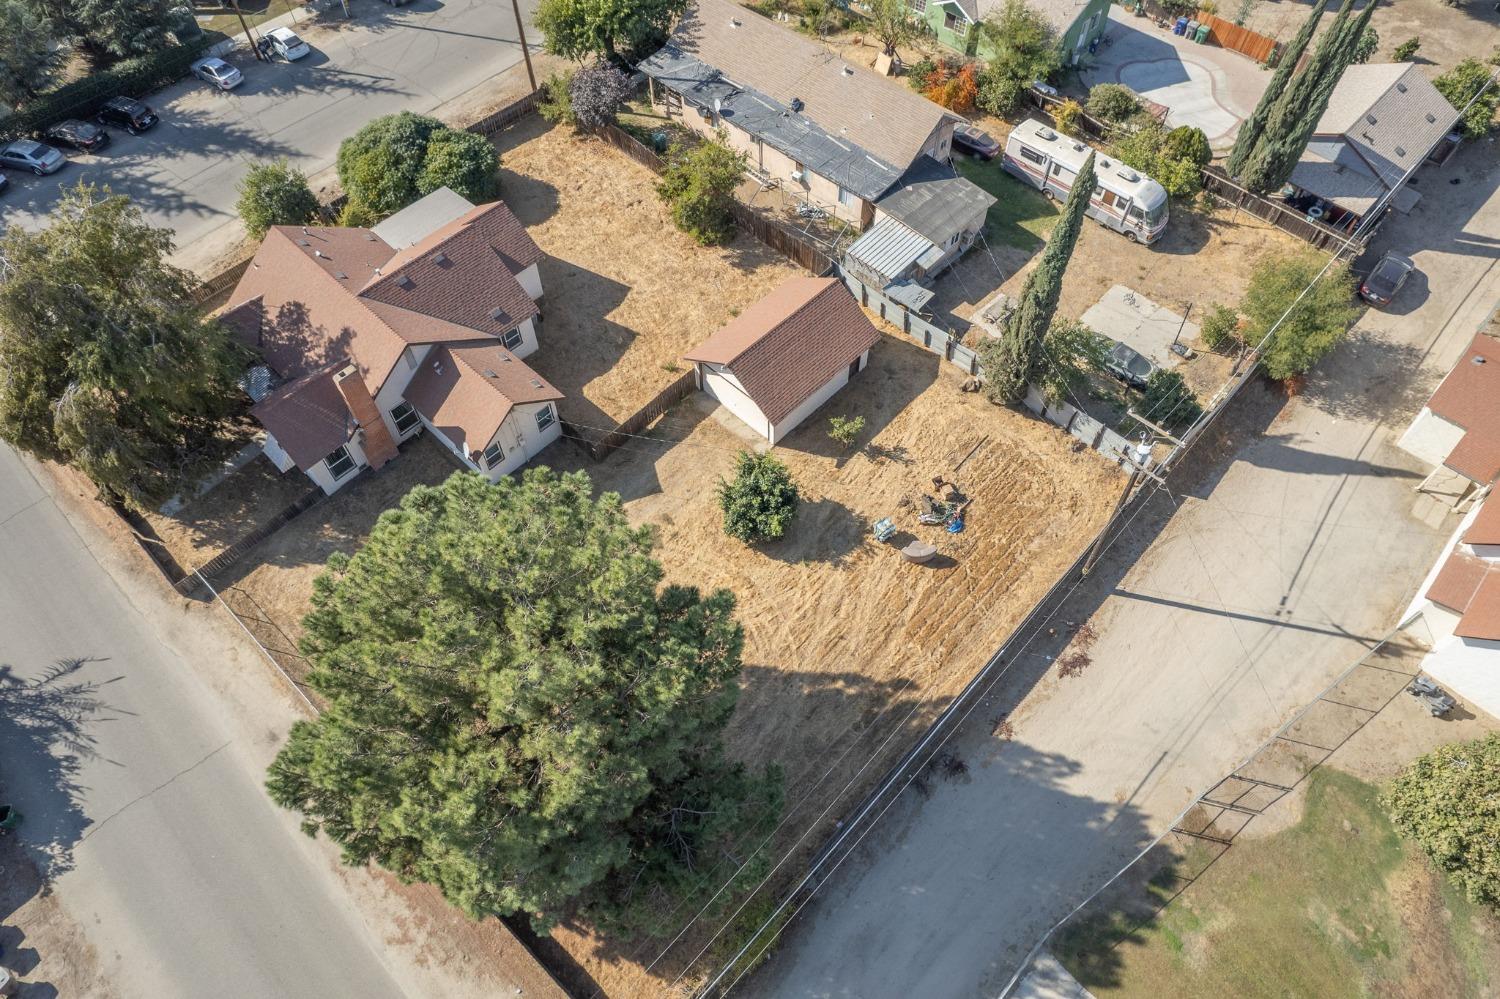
[1463,497,1500,547]
[403,343,562,455]
[1455,572,1500,641]
[1428,550,1492,614]
[664,0,953,170]
[1427,333,1500,484]
[250,361,354,470]
[684,277,879,426]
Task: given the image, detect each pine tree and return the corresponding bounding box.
[265,470,782,934]
[981,152,1096,404]
[1225,0,1327,179]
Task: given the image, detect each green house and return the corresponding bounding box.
[911,0,1112,68]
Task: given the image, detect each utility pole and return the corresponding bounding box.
[510,0,537,92]
[228,0,266,60]
[1081,439,1152,577]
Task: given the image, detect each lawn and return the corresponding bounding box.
[1056,768,1500,998]
[955,156,1060,252]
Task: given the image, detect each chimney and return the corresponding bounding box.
[333,365,399,470]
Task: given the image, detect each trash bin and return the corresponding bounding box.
[1185,20,1199,39]
[1195,22,1211,42]
[1173,14,1189,34]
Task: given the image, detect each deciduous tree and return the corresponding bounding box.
[336,112,498,222]
[535,0,687,62]
[569,63,633,130]
[974,0,1060,116]
[1386,734,1500,909]
[0,0,63,104]
[237,159,320,239]
[266,470,782,933]
[657,132,746,245]
[864,0,926,57]
[0,184,245,509]
[25,0,176,60]
[980,152,1095,403]
[1239,250,1358,381]
[1435,59,1500,139]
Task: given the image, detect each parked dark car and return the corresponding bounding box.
[1359,251,1416,308]
[46,119,111,153]
[1104,341,1156,390]
[0,140,66,175]
[953,123,1000,160]
[95,96,159,134]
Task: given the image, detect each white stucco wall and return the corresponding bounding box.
[510,316,539,360]
[516,262,543,302]
[1399,406,1467,470]
[698,362,772,440]
[422,401,562,480]
[262,433,297,473]
[305,433,368,495]
[769,349,867,444]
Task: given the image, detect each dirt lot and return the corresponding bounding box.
[141,453,316,573]
[1240,0,1499,77]
[492,117,803,432]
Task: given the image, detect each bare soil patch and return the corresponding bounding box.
[1239,0,1499,77]
[491,117,803,431]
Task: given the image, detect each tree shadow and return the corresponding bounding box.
[1295,325,1439,427]
[754,497,866,567]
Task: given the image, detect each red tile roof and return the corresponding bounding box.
[250,361,354,470]
[1427,332,1500,484]
[1427,550,1490,614]
[684,278,880,426]
[403,343,562,456]
[1464,496,1500,547]
[1455,573,1500,641]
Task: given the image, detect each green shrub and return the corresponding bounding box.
[537,69,576,126]
[418,129,500,202]
[907,57,939,93]
[237,160,320,239]
[1138,370,1202,431]
[717,451,800,542]
[1435,59,1500,138]
[656,132,746,245]
[1085,83,1139,123]
[1351,26,1378,64]
[827,414,865,449]
[976,68,1026,116]
[0,38,215,140]
[1112,121,1211,197]
[1053,98,1085,137]
[1199,302,1239,350]
[1386,734,1500,909]
[1392,37,1420,61]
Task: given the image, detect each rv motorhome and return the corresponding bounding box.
[1002,119,1170,244]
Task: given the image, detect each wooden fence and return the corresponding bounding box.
[595,123,836,275]
[569,368,698,461]
[467,88,543,138]
[192,256,254,305]
[177,484,326,592]
[1199,167,1372,252]
[1196,12,1278,65]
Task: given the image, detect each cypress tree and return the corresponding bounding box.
[1239,0,1367,193]
[1225,0,1328,179]
[983,151,1096,404]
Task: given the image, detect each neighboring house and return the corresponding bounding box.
[1400,322,1500,718]
[843,155,996,312]
[639,0,977,230]
[224,188,563,495]
[1287,63,1460,230]
[684,276,880,444]
[914,0,1111,68]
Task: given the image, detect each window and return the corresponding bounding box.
[1020,146,1047,166]
[943,9,963,31]
[838,186,858,208]
[501,326,524,350]
[535,404,556,432]
[390,401,420,437]
[910,0,926,9]
[403,346,417,370]
[323,444,357,480]
[482,440,505,468]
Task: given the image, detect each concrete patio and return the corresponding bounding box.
[1082,7,1271,151]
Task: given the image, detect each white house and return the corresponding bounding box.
[1398,330,1500,503]
[684,277,880,445]
[224,188,561,494]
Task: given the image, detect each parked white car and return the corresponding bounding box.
[0,140,67,175]
[191,56,244,90]
[266,26,311,60]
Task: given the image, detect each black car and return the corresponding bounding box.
[1359,251,1416,308]
[95,96,159,134]
[46,119,111,153]
[953,123,1001,160]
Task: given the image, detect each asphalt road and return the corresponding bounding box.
[0,444,408,998]
[742,144,1500,998]
[0,0,537,268]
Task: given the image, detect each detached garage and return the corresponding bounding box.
[685,277,880,445]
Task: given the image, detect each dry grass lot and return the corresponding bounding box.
[1240,0,1499,77]
[491,117,803,433]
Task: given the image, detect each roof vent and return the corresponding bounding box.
[500,353,513,362]
[335,271,347,280]
[1395,146,1406,158]
[433,252,449,265]
[1366,114,1378,125]
[790,97,804,112]
[483,368,499,378]
[1426,112,1437,123]
[365,233,377,241]
[530,378,543,388]
[1396,82,1408,93]
[1474,355,1487,366]
[297,240,310,247]
[314,249,325,258]
[729,16,740,26]
[841,65,854,76]
[301,227,309,236]
[489,306,508,322]
[395,274,413,289]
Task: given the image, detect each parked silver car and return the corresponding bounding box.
[0,140,66,175]
[191,56,245,90]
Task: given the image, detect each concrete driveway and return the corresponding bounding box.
[1082,7,1269,150]
[739,143,1500,999]
[0,0,538,272]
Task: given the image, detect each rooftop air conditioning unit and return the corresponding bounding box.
[790,169,805,183]
[1117,168,1140,183]
[1036,126,1057,141]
